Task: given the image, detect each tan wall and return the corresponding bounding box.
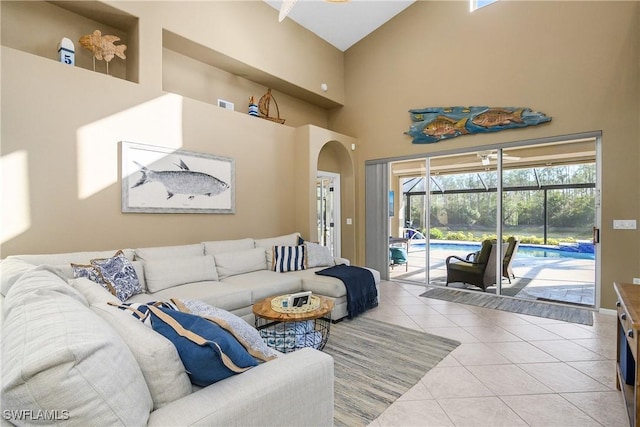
[294,126,358,261]
[332,1,640,309]
[0,1,344,255]
[1,1,638,310]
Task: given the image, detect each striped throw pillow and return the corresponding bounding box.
[272,245,306,272]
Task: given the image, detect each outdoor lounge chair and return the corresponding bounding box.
[445,239,508,291]
[503,236,520,283]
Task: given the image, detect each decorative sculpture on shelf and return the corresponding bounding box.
[79,30,127,75]
[57,37,75,66]
[405,106,551,144]
[248,96,259,117]
[258,89,285,124]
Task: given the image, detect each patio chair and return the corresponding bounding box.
[445,239,493,291]
[445,239,508,291]
[502,236,520,283]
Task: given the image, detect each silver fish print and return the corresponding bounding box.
[132,160,229,200]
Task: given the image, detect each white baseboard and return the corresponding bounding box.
[598,307,616,316]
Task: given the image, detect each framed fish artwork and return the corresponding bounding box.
[121,141,235,214]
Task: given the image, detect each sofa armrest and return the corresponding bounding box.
[147,348,334,427]
[334,257,350,266]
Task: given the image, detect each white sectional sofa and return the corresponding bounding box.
[0,232,380,426]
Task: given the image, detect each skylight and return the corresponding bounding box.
[470,0,498,12]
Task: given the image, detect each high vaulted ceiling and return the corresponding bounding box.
[264,0,416,51]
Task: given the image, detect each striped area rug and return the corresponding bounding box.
[421,287,593,326]
[323,317,460,426]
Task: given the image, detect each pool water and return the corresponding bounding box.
[410,242,595,260]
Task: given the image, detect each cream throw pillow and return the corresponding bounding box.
[91,303,192,409]
[203,238,255,255]
[144,255,218,293]
[214,248,266,279]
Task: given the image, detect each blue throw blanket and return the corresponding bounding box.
[315,264,378,318]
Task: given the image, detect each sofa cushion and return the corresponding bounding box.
[68,277,121,304]
[254,232,301,249]
[0,256,36,297]
[177,299,279,361]
[11,249,135,266]
[128,281,252,314]
[255,232,301,266]
[91,303,192,410]
[272,245,306,272]
[1,267,153,425]
[135,243,204,261]
[144,255,218,293]
[221,270,302,302]
[148,306,258,387]
[305,242,335,268]
[203,238,255,255]
[91,250,143,301]
[214,248,266,279]
[287,268,348,298]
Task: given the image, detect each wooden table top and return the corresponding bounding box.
[614,282,640,329]
[253,295,334,322]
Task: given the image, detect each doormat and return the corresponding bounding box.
[323,316,460,426]
[420,287,593,326]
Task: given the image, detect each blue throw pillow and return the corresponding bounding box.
[148,306,258,387]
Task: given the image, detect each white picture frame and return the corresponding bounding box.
[121,141,235,214]
[288,291,312,308]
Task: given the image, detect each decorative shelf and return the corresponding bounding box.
[1,1,139,83]
[163,30,342,110]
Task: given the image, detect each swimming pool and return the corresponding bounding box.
[409,242,596,260]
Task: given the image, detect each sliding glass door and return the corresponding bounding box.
[387,136,599,308]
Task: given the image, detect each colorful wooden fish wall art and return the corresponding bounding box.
[405,106,551,144]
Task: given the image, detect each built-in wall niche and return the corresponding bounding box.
[0,1,138,83]
[162,30,333,128]
[162,29,342,111]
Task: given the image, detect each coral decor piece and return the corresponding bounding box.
[79,30,127,74]
[405,106,552,144]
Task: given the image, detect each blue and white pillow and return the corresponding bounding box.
[72,263,106,285]
[91,250,142,301]
[272,245,305,272]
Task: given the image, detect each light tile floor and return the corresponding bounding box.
[364,281,629,427]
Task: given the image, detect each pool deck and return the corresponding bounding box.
[389,244,596,307]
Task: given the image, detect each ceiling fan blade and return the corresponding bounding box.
[279,0,298,22]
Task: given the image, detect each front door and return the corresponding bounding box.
[317,172,341,257]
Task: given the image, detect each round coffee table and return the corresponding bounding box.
[253,295,334,353]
